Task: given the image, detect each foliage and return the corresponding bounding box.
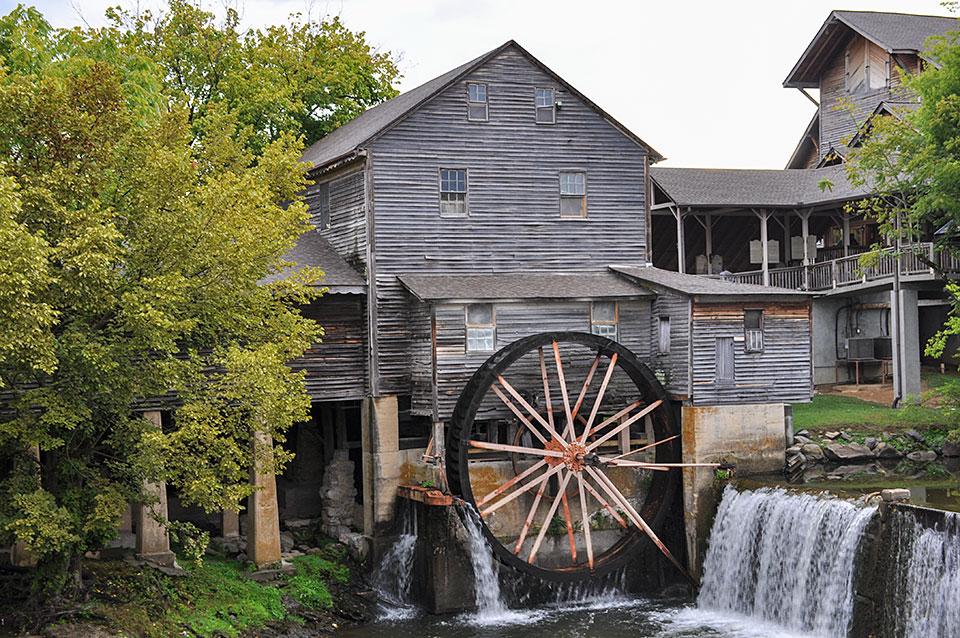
[0,1,397,595]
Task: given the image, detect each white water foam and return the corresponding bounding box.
[374,506,418,620]
[901,511,960,638]
[697,486,876,638]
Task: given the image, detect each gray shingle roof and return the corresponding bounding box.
[650,164,869,209]
[262,230,366,291]
[786,11,957,87]
[301,40,663,170]
[610,266,810,297]
[398,272,651,302]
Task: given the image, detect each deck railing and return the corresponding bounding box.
[715,242,957,291]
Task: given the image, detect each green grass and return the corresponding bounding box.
[793,394,944,430]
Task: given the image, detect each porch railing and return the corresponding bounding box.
[715,242,957,291]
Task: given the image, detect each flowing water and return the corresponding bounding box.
[373,505,418,619]
[698,486,876,638]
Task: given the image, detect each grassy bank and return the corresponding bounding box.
[793,394,944,430]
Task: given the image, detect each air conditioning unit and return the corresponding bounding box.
[874,337,893,360]
[847,337,875,361]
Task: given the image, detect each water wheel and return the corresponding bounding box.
[446,332,697,582]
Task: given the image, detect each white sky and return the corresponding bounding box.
[4,0,952,168]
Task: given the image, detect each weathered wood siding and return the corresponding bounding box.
[649,289,691,398]
[369,47,650,395]
[304,163,368,273]
[420,299,651,421]
[690,302,812,405]
[818,34,916,162]
[291,295,367,401]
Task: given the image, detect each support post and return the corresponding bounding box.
[704,213,713,274]
[673,207,686,274]
[758,209,770,286]
[800,210,811,290]
[891,288,922,403]
[248,431,282,568]
[136,411,176,566]
[361,395,401,537]
[10,443,40,567]
[842,214,851,257]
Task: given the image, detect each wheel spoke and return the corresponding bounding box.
[603,460,720,470]
[606,434,680,463]
[538,347,556,433]
[551,341,574,436]
[497,374,567,446]
[491,384,550,446]
[469,439,564,458]
[585,466,692,582]
[528,470,573,564]
[580,474,627,528]
[587,399,643,437]
[560,491,578,562]
[586,400,663,453]
[480,463,565,516]
[477,459,547,507]
[579,352,618,445]
[576,474,594,570]
[568,354,601,438]
[513,470,550,554]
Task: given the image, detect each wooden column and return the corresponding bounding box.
[249,431,282,568]
[842,214,851,257]
[800,210,812,290]
[136,411,175,566]
[10,443,40,567]
[674,207,686,274]
[758,209,770,286]
[704,213,713,274]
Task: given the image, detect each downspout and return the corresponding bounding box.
[891,208,903,408]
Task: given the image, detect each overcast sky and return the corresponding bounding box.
[5,0,953,168]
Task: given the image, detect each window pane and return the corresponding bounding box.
[560,173,585,195]
[440,169,467,193]
[466,303,493,325]
[536,88,554,107]
[468,103,488,121]
[744,309,762,330]
[560,196,584,216]
[591,323,618,340]
[467,327,495,352]
[593,301,616,323]
[468,83,487,102]
[536,106,555,124]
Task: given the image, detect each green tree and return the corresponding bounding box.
[0,2,396,597]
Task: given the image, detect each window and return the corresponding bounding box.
[439,169,467,217]
[467,83,488,121]
[657,316,671,355]
[315,182,330,230]
[744,309,764,352]
[591,301,618,340]
[466,304,495,352]
[560,172,586,217]
[715,337,735,385]
[535,87,555,124]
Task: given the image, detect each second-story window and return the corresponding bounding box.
[467,83,488,121]
[535,87,555,124]
[439,168,467,217]
[657,316,671,355]
[316,182,330,230]
[591,301,618,340]
[466,304,495,352]
[745,309,764,352]
[560,172,586,217]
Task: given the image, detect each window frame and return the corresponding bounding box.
[439,167,468,217]
[535,87,556,124]
[590,301,619,341]
[559,171,587,218]
[467,82,489,122]
[465,303,496,353]
[744,308,764,353]
[657,316,671,355]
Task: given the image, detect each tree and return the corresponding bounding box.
[0,2,397,597]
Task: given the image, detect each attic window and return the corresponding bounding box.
[535,87,556,124]
[744,309,764,352]
[467,83,488,121]
[559,172,586,217]
[591,301,618,340]
[439,168,467,217]
[466,304,495,352]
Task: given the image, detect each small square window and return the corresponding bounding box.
[535,87,555,124]
[591,301,618,341]
[466,304,495,352]
[467,83,488,121]
[440,168,467,217]
[560,172,586,217]
[657,316,671,355]
[745,309,764,352]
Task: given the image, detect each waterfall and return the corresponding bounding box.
[896,510,960,638]
[373,504,418,618]
[698,486,876,638]
[456,502,513,621]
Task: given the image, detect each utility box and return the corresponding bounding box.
[847,337,875,361]
[873,337,893,360]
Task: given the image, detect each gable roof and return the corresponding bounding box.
[650,164,869,209]
[786,110,821,169]
[847,99,920,148]
[301,40,663,170]
[261,230,366,293]
[610,266,810,298]
[398,272,650,302]
[785,10,957,88]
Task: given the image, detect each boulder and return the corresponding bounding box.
[340,531,369,562]
[864,437,878,450]
[795,429,810,438]
[786,445,802,455]
[874,442,904,459]
[825,431,841,440]
[906,430,926,443]
[280,531,295,553]
[823,443,873,462]
[943,440,960,458]
[907,450,938,463]
[881,488,911,503]
[839,431,852,442]
[801,444,825,461]
[794,435,814,445]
